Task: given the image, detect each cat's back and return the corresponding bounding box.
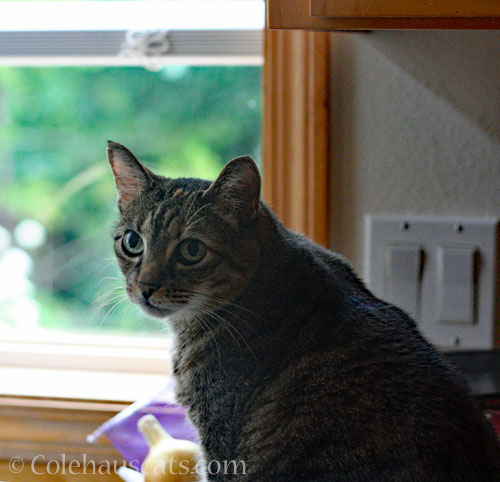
[238,230,500,481]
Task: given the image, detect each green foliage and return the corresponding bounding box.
[0,66,261,334]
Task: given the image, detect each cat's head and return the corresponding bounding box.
[107,141,261,321]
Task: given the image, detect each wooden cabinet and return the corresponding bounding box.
[311,0,500,18]
[268,0,500,30]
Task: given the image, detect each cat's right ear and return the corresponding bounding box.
[107,141,153,208]
[203,156,261,220]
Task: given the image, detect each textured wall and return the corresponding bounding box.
[328,31,500,277]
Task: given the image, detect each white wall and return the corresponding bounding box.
[329,31,500,277]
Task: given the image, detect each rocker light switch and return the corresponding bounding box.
[367,216,498,349]
[437,246,476,324]
[384,245,422,318]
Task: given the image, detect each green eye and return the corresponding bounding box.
[178,239,206,265]
[122,230,144,256]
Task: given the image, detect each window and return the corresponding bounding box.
[0,0,263,379]
[0,1,263,67]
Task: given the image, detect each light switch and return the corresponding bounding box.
[437,246,476,324]
[367,216,498,349]
[384,245,422,318]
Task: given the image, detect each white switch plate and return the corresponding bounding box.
[365,216,499,351]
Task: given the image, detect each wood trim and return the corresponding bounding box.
[0,395,127,465]
[311,0,500,18]
[0,462,122,482]
[262,29,330,246]
[267,0,500,30]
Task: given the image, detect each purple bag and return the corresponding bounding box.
[87,381,198,468]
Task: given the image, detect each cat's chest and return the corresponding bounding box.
[171,326,256,406]
[172,345,256,457]
[172,339,216,404]
[173,350,244,415]
[174,365,243,459]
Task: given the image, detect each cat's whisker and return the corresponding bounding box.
[184,289,263,330]
[98,257,120,273]
[197,303,257,360]
[182,288,261,318]
[95,296,122,311]
[209,298,261,323]
[198,307,241,353]
[94,294,123,312]
[181,292,262,345]
[98,276,123,287]
[98,297,127,327]
[95,285,127,320]
[208,304,260,338]
[97,297,126,313]
[214,315,257,359]
[193,313,223,372]
[199,298,259,336]
[184,188,203,222]
[185,202,210,226]
[97,293,125,313]
[185,215,206,230]
[96,287,124,299]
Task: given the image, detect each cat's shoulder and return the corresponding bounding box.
[285,230,371,295]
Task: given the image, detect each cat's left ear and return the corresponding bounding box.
[204,156,261,219]
[107,141,154,207]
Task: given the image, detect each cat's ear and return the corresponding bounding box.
[204,156,261,219]
[106,141,153,207]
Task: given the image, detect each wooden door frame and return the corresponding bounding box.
[262,29,330,246]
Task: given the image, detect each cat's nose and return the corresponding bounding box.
[138,281,159,300]
[141,288,155,300]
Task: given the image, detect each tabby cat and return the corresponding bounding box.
[107,141,500,481]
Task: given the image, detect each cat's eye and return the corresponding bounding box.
[122,230,144,257]
[178,239,206,265]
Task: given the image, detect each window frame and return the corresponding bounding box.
[262,28,330,247]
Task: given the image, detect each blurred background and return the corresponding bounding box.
[0,64,262,336]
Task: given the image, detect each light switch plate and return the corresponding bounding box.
[365,216,499,351]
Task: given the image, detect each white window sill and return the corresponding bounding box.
[0,365,168,402]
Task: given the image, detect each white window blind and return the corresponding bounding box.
[0,1,264,66]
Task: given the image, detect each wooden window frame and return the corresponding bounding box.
[263,28,330,246]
